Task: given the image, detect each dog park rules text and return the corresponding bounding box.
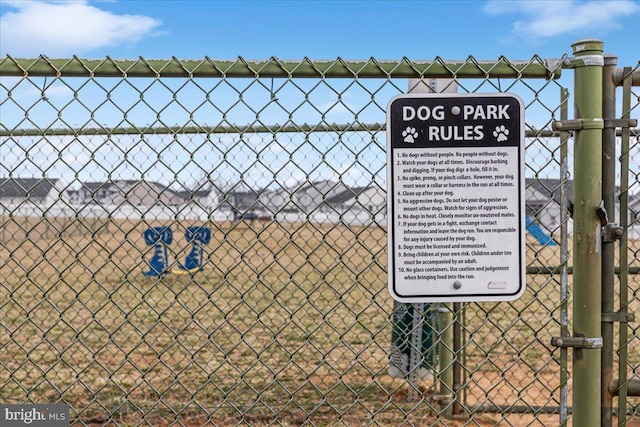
[387,93,526,302]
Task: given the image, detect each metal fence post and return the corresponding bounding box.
[452,302,463,416]
[439,304,453,418]
[560,87,570,427]
[408,303,425,402]
[571,39,604,427]
[601,53,618,427]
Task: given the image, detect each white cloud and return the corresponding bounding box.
[483,0,640,37]
[319,92,357,119]
[0,1,161,56]
[11,81,74,101]
[320,101,351,118]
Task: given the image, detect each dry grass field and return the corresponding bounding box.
[1,216,639,426]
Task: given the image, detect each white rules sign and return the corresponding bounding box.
[387,93,526,303]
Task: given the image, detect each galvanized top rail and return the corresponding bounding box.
[0,124,571,138]
[0,56,563,79]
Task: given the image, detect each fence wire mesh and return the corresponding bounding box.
[0,55,638,426]
[619,65,640,420]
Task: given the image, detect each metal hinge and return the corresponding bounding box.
[602,312,635,323]
[603,223,624,242]
[551,336,603,348]
[562,55,605,69]
[553,118,604,131]
[552,118,636,131]
[604,118,638,128]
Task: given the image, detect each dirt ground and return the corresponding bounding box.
[3,218,640,426]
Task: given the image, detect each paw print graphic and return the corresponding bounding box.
[402,126,418,143]
[493,125,509,142]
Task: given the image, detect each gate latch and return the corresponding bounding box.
[551,336,603,349]
[593,201,624,242]
[596,200,608,226]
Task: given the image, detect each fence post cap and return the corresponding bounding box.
[571,39,604,55]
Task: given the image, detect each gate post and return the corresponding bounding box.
[571,39,604,427]
[601,53,618,427]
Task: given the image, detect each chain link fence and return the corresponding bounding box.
[0,55,638,426]
[617,65,640,421]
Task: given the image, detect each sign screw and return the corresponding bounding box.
[453,281,462,289]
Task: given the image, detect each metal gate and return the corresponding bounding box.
[0,39,638,426]
[603,58,640,426]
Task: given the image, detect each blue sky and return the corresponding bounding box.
[1,0,639,65]
[1,1,639,190]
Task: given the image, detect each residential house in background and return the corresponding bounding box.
[71,180,184,207]
[0,177,68,210]
[525,178,574,237]
[5,175,638,235]
[178,185,220,209]
[66,179,225,221]
[259,180,351,221]
[67,180,135,205]
[525,178,640,240]
[221,187,264,219]
[177,184,225,220]
[325,185,387,224]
